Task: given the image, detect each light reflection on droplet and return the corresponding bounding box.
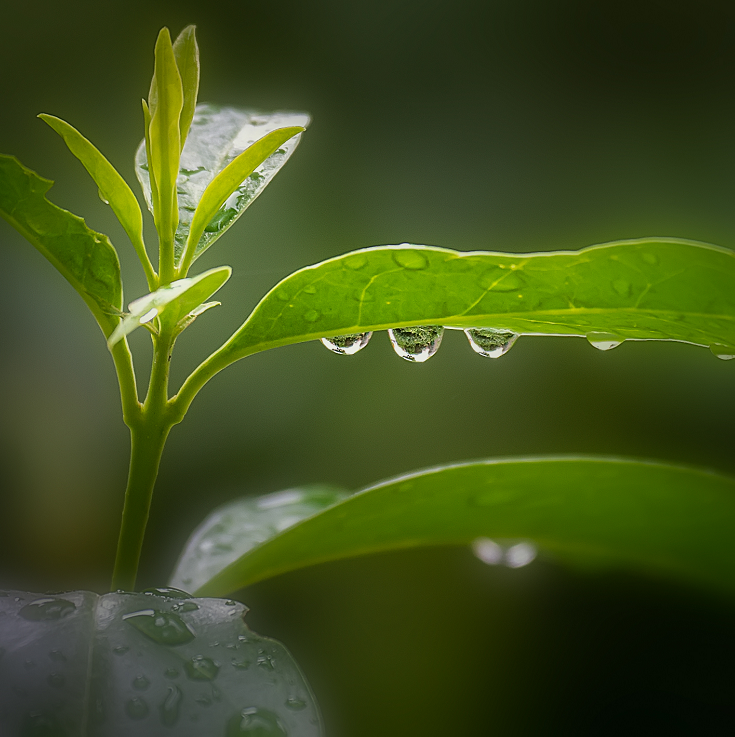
[472,538,503,565]
[472,538,537,568]
[321,332,372,355]
[505,542,537,568]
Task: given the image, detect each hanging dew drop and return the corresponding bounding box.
[388,326,444,362]
[464,328,518,358]
[586,331,623,351]
[320,332,373,355]
[710,344,735,360]
[98,188,110,205]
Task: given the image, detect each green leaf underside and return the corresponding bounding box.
[193,458,735,598]
[169,485,350,593]
[219,239,735,362]
[0,590,321,736]
[135,103,309,264]
[0,154,122,332]
[108,265,231,347]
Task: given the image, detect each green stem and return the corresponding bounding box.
[111,326,176,591]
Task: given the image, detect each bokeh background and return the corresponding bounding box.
[1,0,735,733]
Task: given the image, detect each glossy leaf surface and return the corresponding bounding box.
[217,240,735,363]
[192,458,735,597]
[170,485,350,593]
[0,589,321,736]
[135,103,309,264]
[108,266,231,347]
[0,154,122,333]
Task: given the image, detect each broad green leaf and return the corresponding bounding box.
[193,458,735,597]
[170,485,350,593]
[0,154,122,334]
[148,27,183,248]
[38,114,154,285]
[179,125,304,274]
[172,25,200,150]
[216,239,735,364]
[135,103,310,265]
[0,589,321,736]
[107,265,231,347]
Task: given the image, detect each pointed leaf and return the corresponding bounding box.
[0,154,122,334]
[215,240,735,364]
[179,125,304,274]
[172,25,200,150]
[136,104,310,264]
[108,265,230,347]
[170,485,350,593]
[148,27,183,250]
[38,114,155,285]
[192,458,735,597]
[0,589,321,735]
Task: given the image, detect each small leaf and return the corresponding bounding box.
[0,154,122,334]
[172,24,200,149]
[214,239,735,364]
[38,114,155,286]
[170,485,350,593]
[192,458,735,597]
[179,125,304,274]
[136,103,310,264]
[0,589,321,735]
[107,265,231,347]
[148,28,183,247]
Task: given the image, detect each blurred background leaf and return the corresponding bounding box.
[1,0,735,734]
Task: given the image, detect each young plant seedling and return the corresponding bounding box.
[1,24,734,735]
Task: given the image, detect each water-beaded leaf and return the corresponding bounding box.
[0,154,122,334]
[192,458,735,597]
[214,239,735,365]
[169,485,350,593]
[38,114,154,286]
[0,590,321,735]
[135,104,310,265]
[107,265,231,347]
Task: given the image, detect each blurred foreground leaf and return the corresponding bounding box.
[191,458,735,597]
[0,589,321,735]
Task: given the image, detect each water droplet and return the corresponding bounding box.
[49,649,66,662]
[710,344,735,360]
[47,673,65,688]
[303,284,317,294]
[586,332,623,351]
[123,609,195,646]
[479,268,524,292]
[126,697,149,720]
[642,252,659,265]
[19,598,76,621]
[275,290,290,302]
[257,653,276,671]
[226,707,287,736]
[173,602,200,613]
[321,332,373,355]
[142,587,191,599]
[464,328,518,358]
[388,326,444,362]
[98,188,110,205]
[505,542,537,568]
[113,646,129,656]
[160,686,183,727]
[196,694,213,707]
[345,253,367,270]
[392,249,429,270]
[205,208,237,233]
[133,675,150,691]
[472,537,503,565]
[164,668,180,679]
[303,309,320,323]
[185,655,220,681]
[231,659,251,670]
[180,166,206,176]
[225,600,236,606]
[612,279,631,297]
[285,697,307,711]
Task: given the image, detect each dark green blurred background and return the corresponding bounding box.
[2,0,735,733]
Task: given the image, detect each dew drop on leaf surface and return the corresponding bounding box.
[464,328,518,358]
[125,697,150,720]
[19,598,76,621]
[185,655,220,680]
[388,326,444,362]
[122,609,195,646]
[320,332,373,355]
[392,249,429,270]
[710,344,735,360]
[160,686,183,726]
[226,707,288,736]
